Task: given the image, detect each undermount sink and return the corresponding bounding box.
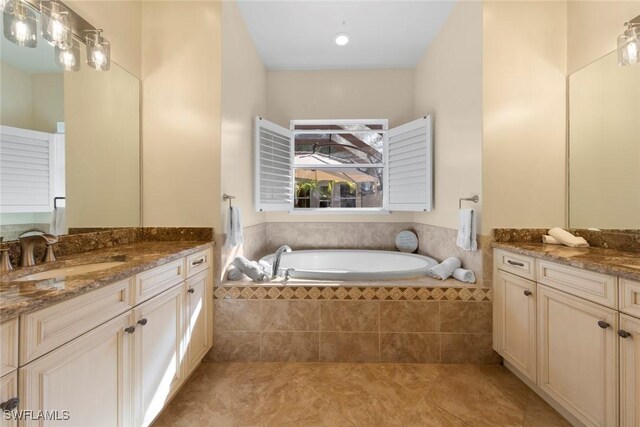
[16,262,126,282]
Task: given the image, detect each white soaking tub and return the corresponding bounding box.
[260,249,438,281]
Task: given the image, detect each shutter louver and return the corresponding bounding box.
[0,126,54,213]
[254,117,292,211]
[387,116,433,211]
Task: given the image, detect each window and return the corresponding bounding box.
[255,116,433,213]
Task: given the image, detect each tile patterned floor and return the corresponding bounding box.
[153,362,571,427]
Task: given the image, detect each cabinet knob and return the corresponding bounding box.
[0,397,19,412]
[137,318,148,326]
[523,290,532,296]
[618,329,632,338]
[124,326,136,334]
[597,320,610,329]
[187,288,195,294]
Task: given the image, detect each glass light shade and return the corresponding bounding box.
[86,29,110,71]
[618,24,640,66]
[55,38,80,71]
[41,1,71,47]
[2,0,37,48]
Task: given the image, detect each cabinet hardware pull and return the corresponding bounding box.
[507,260,525,267]
[187,288,195,294]
[191,258,205,266]
[124,326,136,334]
[137,318,148,326]
[618,329,632,338]
[597,321,610,329]
[523,290,532,296]
[0,397,19,412]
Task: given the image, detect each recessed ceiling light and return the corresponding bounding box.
[334,33,350,46]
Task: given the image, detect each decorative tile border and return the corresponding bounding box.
[214,286,492,302]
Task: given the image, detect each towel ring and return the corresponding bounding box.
[223,194,235,208]
[459,195,479,209]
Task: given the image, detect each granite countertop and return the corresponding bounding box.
[491,241,640,282]
[0,240,213,322]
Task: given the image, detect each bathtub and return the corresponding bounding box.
[260,249,438,281]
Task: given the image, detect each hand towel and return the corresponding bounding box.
[232,256,268,282]
[542,235,561,245]
[452,268,476,284]
[456,209,477,251]
[548,227,590,248]
[427,257,462,280]
[224,206,244,249]
[50,206,67,236]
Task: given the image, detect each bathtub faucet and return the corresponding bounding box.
[272,245,292,278]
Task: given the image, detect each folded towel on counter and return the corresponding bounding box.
[224,206,244,249]
[427,257,462,280]
[542,235,561,245]
[548,227,590,248]
[456,209,477,251]
[232,256,269,282]
[453,268,476,284]
[226,266,245,281]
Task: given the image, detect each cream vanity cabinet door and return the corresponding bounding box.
[0,371,18,427]
[620,314,640,427]
[18,311,135,427]
[494,270,537,381]
[185,271,212,376]
[134,284,185,427]
[537,284,618,427]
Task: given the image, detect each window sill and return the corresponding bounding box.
[287,208,391,215]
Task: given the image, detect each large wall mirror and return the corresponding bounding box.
[568,50,640,231]
[0,1,140,241]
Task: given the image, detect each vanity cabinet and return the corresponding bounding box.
[0,371,18,427]
[184,271,212,376]
[620,314,640,427]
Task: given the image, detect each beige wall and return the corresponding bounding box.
[221,0,266,229]
[65,0,142,78]
[413,1,483,233]
[568,1,640,74]
[31,73,64,133]
[482,1,568,231]
[141,1,222,229]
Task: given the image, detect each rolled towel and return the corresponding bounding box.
[427,257,462,280]
[452,268,476,284]
[258,260,272,275]
[226,266,245,281]
[548,227,590,248]
[542,235,561,245]
[232,256,268,282]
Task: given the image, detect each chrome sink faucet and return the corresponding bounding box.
[19,230,59,267]
[271,245,292,278]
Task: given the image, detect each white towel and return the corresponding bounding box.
[456,209,477,251]
[427,257,462,280]
[452,268,476,284]
[548,227,589,248]
[50,207,67,236]
[231,256,268,282]
[226,266,245,281]
[224,206,244,249]
[542,235,561,245]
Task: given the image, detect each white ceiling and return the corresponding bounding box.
[236,0,457,70]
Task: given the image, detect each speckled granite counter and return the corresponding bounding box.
[0,241,213,322]
[491,241,640,282]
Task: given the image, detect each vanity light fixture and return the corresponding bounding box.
[55,37,79,71]
[334,32,350,46]
[2,0,37,47]
[85,29,110,71]
[618,15,640,66]
[40,0,71,47]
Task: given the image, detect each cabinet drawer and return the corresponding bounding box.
[134,259,185,304]
[621,279,640,318]
[19,278,133,365]
[495,249,536,280]
[186,249,212,278]
[0,319,18,377]
[536,260,617,308]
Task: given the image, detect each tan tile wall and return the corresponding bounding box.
[210,298,499,364]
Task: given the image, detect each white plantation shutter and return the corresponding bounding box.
[0,126,54,213]
[254,117,293,211]
[387,116,433,211]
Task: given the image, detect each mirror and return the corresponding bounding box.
[568,50,640,231]
[0,5,140,241]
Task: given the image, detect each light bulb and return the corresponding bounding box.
[334,33,350,46]
[42,2,70,46]
[626,40,639,64]
[55,38,80,71]
[3,0,37,47]
[618,22,640,66]
[86,29,110,71]
[13,18,28,41]
[91,48,105,67]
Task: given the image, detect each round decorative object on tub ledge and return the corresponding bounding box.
[395,230,418,253]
